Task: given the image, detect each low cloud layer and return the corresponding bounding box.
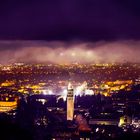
[0,40,140,64]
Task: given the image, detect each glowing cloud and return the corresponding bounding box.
[0,40,139,64]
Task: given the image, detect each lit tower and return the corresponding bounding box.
[67,82,74,121]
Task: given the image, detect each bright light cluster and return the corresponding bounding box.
[43,89,53,95]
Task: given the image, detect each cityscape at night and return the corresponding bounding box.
[0,0,140,140]
[0,62,140,140]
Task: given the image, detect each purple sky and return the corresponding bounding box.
[0,0,140,41]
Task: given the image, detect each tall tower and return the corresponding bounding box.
[67,82,74,121]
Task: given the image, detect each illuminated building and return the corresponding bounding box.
[0,93,18,113]
[0,101,17,112]
[67,83,74,121]
[118,115,131,127]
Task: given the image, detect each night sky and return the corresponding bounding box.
[0,0,140,41]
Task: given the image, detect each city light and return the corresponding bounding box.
[43,89,53,95]
[0,63,139,139]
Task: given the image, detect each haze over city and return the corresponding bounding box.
[0,40,140,64]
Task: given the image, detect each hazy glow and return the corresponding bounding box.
[43,90,47,95]
[68,82,73,90]
[85,89,94,95]
[58,89,67,101]
[43,89,53,95]
[48,90,53,95]
[0,40,140,64]
[58,82,90,101]
[75,81,87,96]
